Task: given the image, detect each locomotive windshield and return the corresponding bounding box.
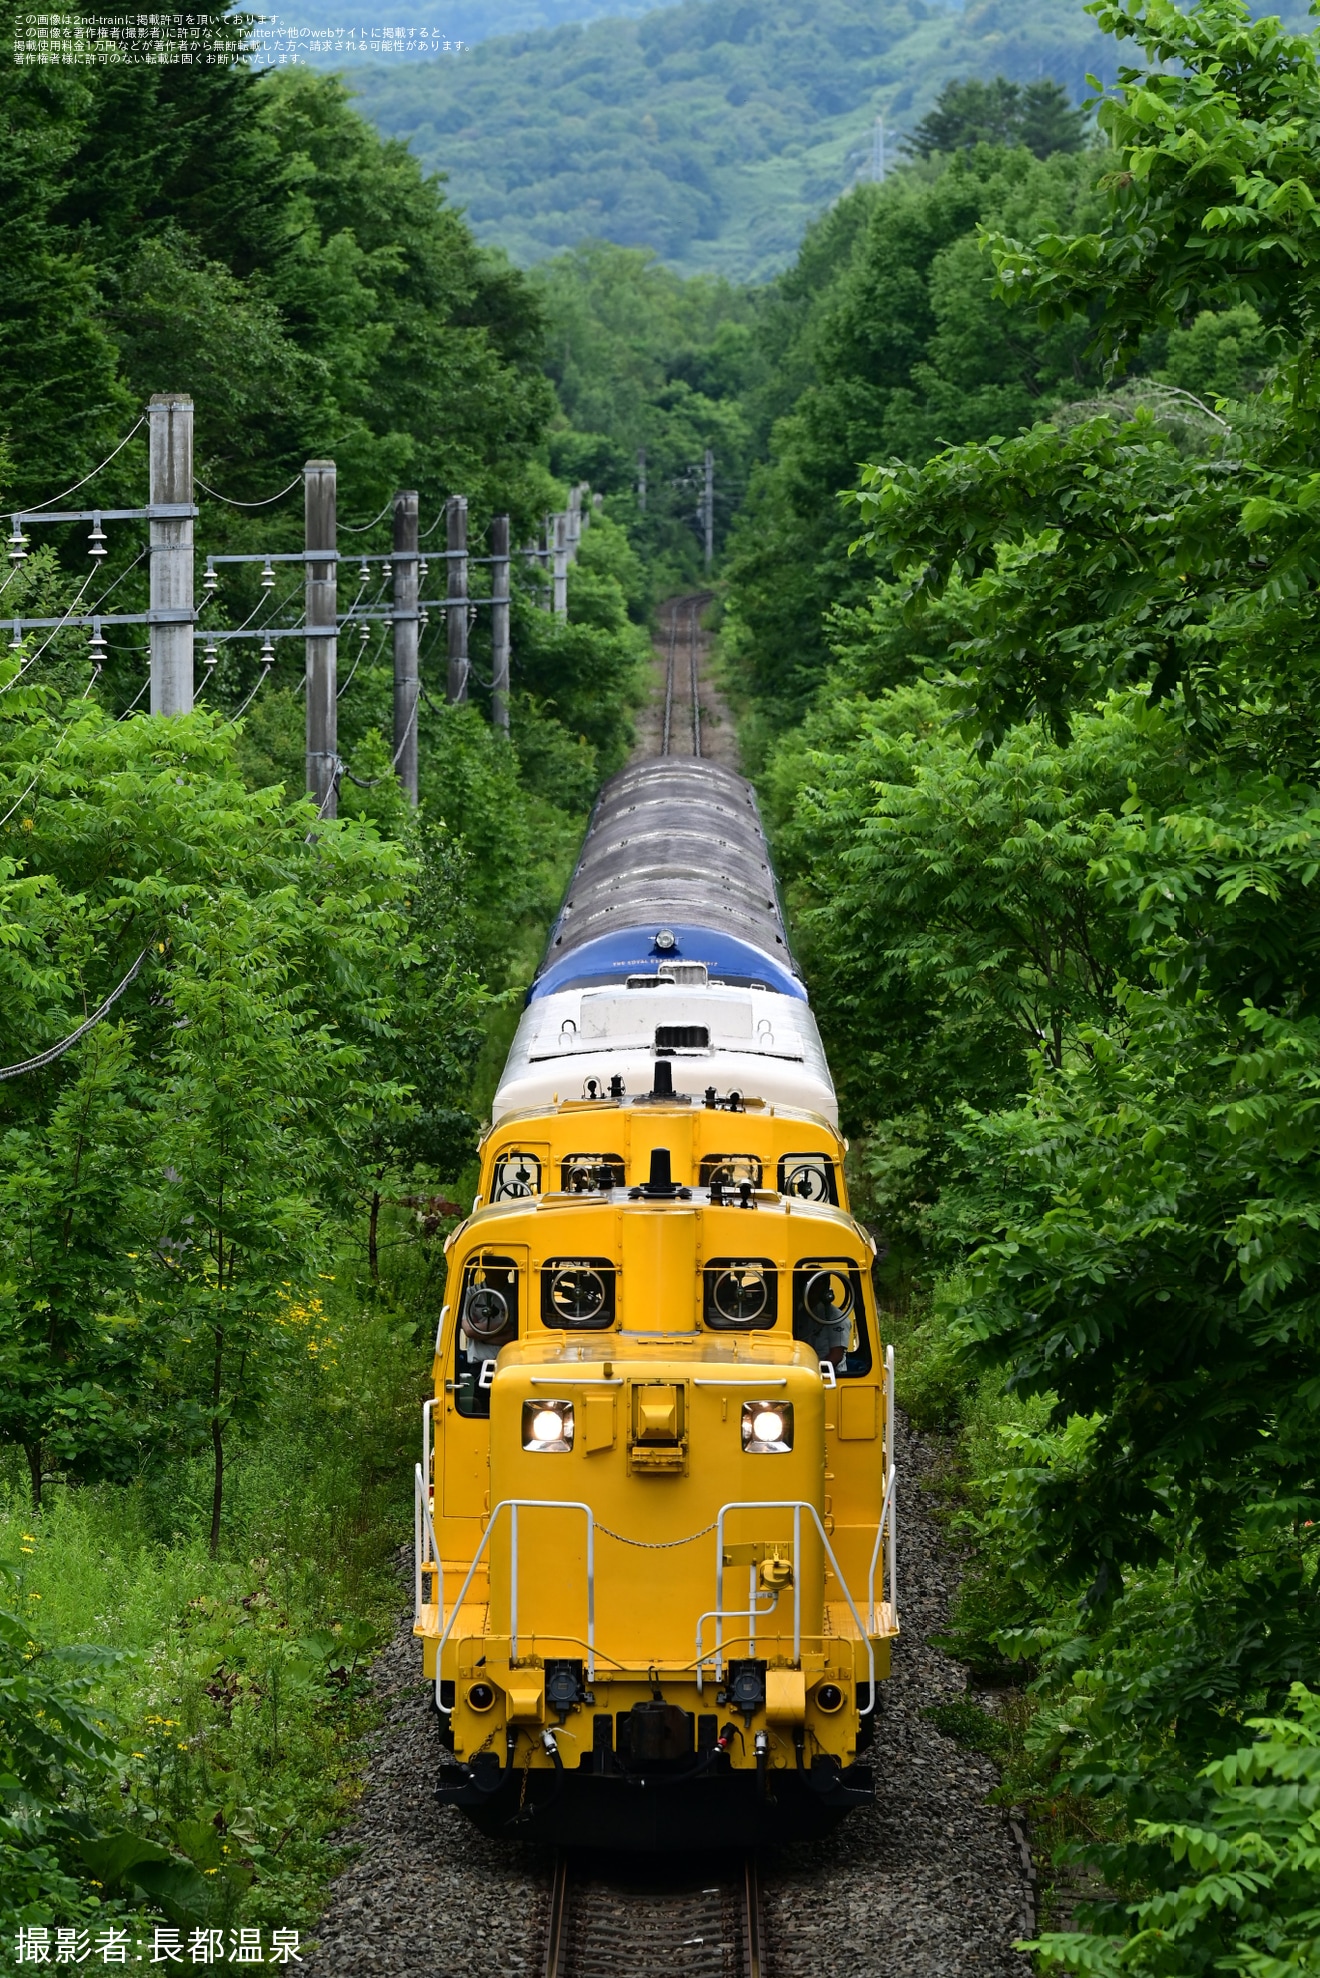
[454,1254,520,1418]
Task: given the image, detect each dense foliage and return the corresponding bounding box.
[347,0,1121,279]
[721,139,1107,743]
[0,8,649,1944]
[533,241,765,587]
[904,76,1088,158]
[752,0,1320,1953]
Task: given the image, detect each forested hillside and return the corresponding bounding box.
[347,0,1120,277]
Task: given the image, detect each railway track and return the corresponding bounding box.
[661,593,712,758]
[543,1852,766,1978]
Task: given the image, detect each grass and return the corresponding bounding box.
[1,1212,441,1962]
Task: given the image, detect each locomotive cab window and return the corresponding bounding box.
[491,1151,542,1201]
[778,1153,839,1205]
[454,1254,520,1417]
[560,1153,625,1193]
[699,1154,762,1192]
[792,1258,872,1375]
[542,1257,617,1330]
[703,1258,778,1331]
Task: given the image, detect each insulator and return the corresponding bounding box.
[359,558,371,584]
[259,635,275,666]
[418,558,429,584]
[7,520,27,565]
[203,563,219,595]
[260,559,275,591]
[418,608,429,630]
[9,622,23,651]
[358,620,370,647]
[203,640,219,668]
[88,515,107,560]
[88,624,107,662]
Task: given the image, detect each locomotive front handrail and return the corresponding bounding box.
[698,1500,877,1714]
[433,1497,596,1713]
[866,1343,899,1632]
[413,1463,440,1624]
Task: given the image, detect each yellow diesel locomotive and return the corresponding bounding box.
[415,760,898,1846]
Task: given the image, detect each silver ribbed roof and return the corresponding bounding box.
[542,758,794,967]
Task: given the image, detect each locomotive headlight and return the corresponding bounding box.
[522,1399,574,1452]
[741,1400,794,1453]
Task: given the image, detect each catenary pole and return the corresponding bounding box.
[703,448,714,570]
[148,393,194,714]
[305,459,337,817]
[491,513,511,734]
[392,488,419,803]
[552,512,568,620]
[446,494,468,703]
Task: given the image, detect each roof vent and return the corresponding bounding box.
[635,1147,685,1199]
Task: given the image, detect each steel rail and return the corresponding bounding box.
[690,595,702,759]
[662,598,678,755]
[744,1855,765,1978]
[542,1852,766,1978]
[543,1853,570,1978]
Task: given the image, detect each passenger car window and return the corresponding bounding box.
[703,1257,778,1331]
[454,1254,519,1418]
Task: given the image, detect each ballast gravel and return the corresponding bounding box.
[303,1412,1034,1977]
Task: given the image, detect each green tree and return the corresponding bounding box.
[722,145,1103,738]
[1031,1686,1320,1976]
[905,76,1088,160]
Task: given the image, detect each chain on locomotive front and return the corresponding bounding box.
[413,760,898,1847]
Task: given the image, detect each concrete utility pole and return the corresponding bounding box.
[392,489,419,804]
[552,512,568,620]
[148,393,194,715]
[637,448,647,513]
[567,483,582,562]
[446,495,468,703]
[491,513,511,735]
[304,459,337,818]
[703,448,715,570]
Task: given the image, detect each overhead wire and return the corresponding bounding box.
[342,499,394,534]
[195,473,303,508]
[118,674,152,720]
[0,695,91,830]
[19,418,146,515]
[219,665,274,728]
[0,945,152,1081]
[1,567,97,691]
[3,542,149,694]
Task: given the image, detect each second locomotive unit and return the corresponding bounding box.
[414,758,898,1846]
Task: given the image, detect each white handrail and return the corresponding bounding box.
[867,1343,899,1631]
[433,1497,596,1713]
[413,1462,440,1623]
[702,1500,877,1714]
